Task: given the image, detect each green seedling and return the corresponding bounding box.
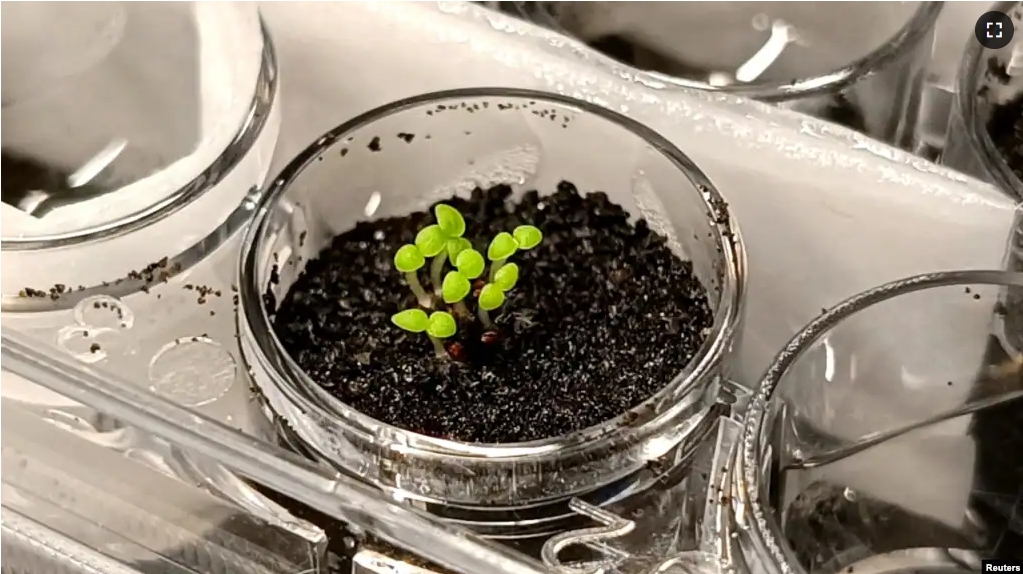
[487,225,543,281]
[442,270,472,317]
[421,204,468,294]
[426,311,457,357]
[392,309,456,358]
[477,283,506,328]
[394,244,432,307]
[454,248,485,279]
[392,205,544,360]
[493,263,519,292]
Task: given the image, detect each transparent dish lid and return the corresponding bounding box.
[0,2,262,237]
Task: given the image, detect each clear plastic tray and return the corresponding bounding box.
[3,3,1021,574]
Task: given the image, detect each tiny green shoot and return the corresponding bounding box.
[455,248,485,279]
[424,204,468,293]
[493,262,519,292]
[477,283,505,328]
[391,205,543,360]
[394,244,432,307]
[487,226,542,281]
[442,270,472,317]
[427,311,457,357]
[415,225,447,258]
[435,204,466,238]
[391,308,429,333]
[446,237,472,260]
[513,225,543,250]
[487,232,518,281]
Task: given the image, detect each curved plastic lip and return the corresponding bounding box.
[734,270,1023,574]
[954,1,1023,199]
[239,86,747,463]
[2,21,278,251]
[513,1,943,102]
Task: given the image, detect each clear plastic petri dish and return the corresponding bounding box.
[238,87,746,510]
[722,270,1023,574]
[941,1,1023,198]
[941,2,1023,361]
[502,1,942,149]
[1,2,279,310]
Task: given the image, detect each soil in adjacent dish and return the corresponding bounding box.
[987,91,1023,183]
[271,181,714,444]
[980,59,1023,558]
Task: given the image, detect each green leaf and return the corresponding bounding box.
[434,204,466,238]
[494,263,519,292]
[427,311,457,339]
[441,271,471,304]
[513,225,543,250]
[455,248,485,279]
[446,237,472,260]
[391,309,429,332]
[487,232,518,261]
[478,283,505,311]
[394,244,425,273]
[415,225,446,257]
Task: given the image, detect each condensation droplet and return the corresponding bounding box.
[74,295,135,329]
[751,13,771,32]
[843,487,858,502]
[148,336,237,407]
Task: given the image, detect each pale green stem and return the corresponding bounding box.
[453,300,471,318]
[488,258,507,282]
[478,308,493,329]
[429,336,448,359]
[406,272,432,308]
[430,253,448,295]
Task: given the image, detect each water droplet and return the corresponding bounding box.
[148,337,237,407]
[74,295,134,329]
[751,13,770,31]
[843,487,857,502]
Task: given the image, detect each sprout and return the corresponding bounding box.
[394,244,432,307]
[435,204,466,238]
[455,248,485,279]
[477,283,505,328]
[391,308,429,332]
[415,225,447,257]
[487,231,518,281]
[487,232,518,261]
[513,225,543,250]
[391,204,544,361]
[442,270,472,317]
[423,205,469,294]
[493,263,519,292]
[427,311,457,357]
[446,237,472,260]
[392,309,456,358]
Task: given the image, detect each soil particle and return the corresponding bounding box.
[271,181,713,443]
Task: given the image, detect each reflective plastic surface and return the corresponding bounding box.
[1,328,551,574]
[723,271,1023,574]
[501,1,942,148]
[1,2,277,301]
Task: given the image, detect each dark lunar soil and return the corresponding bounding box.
[980,62,1023,555]
[271,181,714,444]
[987,91,1023,183]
